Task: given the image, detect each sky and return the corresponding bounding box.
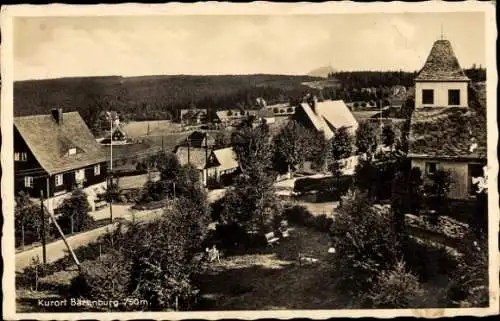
[13,12,486,80]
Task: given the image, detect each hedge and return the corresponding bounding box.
[294,175,352,197]
[283,204,333,233]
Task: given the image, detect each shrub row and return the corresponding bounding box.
[294,176,352,202]
[283,204,333,233]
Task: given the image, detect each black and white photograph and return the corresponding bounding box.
[1,2,498,319]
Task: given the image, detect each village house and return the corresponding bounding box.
[110,125,127,142]
[294,96,359,140]
[215,109,258,127]
[408,39,487,200]
[175,131,239,187]
[180,131,216,148]
[98,111,120,130]
[14,109,108,213]
[175,146,239,187]
[257,108,276,124]
[179,108,208,126]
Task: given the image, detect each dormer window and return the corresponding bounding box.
[68,148,77,155]
[15,152,27,162]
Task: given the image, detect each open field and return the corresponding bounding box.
[121,120,183,137]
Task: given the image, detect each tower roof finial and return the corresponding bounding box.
[440,23,444,40]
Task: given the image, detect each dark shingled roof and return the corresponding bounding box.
[175,147,214,170]
[415,40,470,82]
[408,83,486,160]
[14,112,107,175]
[183,131,215,148]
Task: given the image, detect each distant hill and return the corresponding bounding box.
[307,66,338,78]
[14,74,322,131]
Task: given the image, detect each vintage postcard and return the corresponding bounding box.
[1,1,498,320]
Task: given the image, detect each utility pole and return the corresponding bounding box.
[40,190,47,265]
[187,137,191,165]
[162,135,164,152]
[43,176,80,269]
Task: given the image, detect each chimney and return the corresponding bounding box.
[308,95,318,113]
[51,108,63,125]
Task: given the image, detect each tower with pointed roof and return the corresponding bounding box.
[415,39,470,108]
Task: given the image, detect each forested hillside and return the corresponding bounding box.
[14,74,322,128]
[327,67,486,89]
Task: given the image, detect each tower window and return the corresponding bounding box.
[448,89,461,106]
[422,89,434,105]
[426,162,438,175]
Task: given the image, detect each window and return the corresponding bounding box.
[15,152,27,161]
[94,164,101,176]
[24,176,33,188]
[426,162,438,175]
[55,174,63,186]
[68,148,77,155]
[468,163,484,195]
[448,89,460,106]
[422,89,434,104]
[75,169,85,182]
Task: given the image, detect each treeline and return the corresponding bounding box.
[327,67,486,89]
[464,66,487,83]
[328,71,418,88]
[14,74,322,129]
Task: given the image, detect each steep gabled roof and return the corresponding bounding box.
[14,112,107,175]
[184,131,215,148]
[408,83,486,160]
[213,147,239,172]
[299,100,358,140]
[316,100,359,134]
[299,102,333,139]
[175,147,214,170]
[415,40,470,82]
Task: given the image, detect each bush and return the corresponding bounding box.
[366,261,424,308]
[69,253,131,309]
[447,234,488,307]
[403,237,460,282]
[58,189,94,234]
[69,197,209,311]
[293,175,352,196]
[283,205,333,233]
[15,192,53,248]
[329,190,401,295]
[283,205,311,226]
